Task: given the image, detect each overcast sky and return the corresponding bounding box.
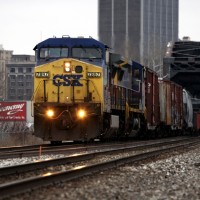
[0,0,199,55]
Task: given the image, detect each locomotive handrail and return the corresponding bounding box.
[31,79,46,117]
[86,79,102,102]
[112,81,141,93]
[32,78,102,103]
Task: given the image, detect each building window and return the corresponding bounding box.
[9,95,16,99]
[26,82,32,87]
[18,75,24,81]
[10,75,16,80]
[10,89,16,94]
[10,68,15,73]
[26,68,32,73]
[18,68,23,73]
[10,82,16,87]
[27,95,32,99]
[18,82,24,87]
[26,75,32,80]
[18,89,24,94]
[18,96,23,100]
[26,89,32,95]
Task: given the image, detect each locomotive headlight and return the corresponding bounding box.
[46,109,54,118]
[64,62,71,72]
[77,109,86,119]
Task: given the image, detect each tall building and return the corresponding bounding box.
[98,0,179,71]
[6,55,35,101]
[0,45,13,100]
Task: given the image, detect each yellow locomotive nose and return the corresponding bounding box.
[77,109,86,119]
[46,109,54,118]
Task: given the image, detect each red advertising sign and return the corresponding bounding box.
[0,102,26,121]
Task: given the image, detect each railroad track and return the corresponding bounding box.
[0,136,193,159]
[0,136,200,199]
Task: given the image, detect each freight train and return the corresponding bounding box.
[32,36,193,144]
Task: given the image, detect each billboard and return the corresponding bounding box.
[0,102,26,121]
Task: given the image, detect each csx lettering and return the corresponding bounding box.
[53,74,83,86]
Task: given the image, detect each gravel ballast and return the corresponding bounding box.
[2,146,200,200]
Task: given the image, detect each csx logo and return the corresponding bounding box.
[53,74,83,86]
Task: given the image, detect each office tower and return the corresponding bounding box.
[98,0,179,71]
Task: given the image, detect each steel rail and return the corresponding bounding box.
[0,137,196,176]
[0,139,199,199]
[0,137,193,159]
[0,136,191,153]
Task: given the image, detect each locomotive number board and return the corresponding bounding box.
[87,72,101,78]
[35,72,50,78]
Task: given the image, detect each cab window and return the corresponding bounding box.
[72,47,102,59]
[39,48,69,58]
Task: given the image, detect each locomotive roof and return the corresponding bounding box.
[33,37,107,50]
[132,60,143,69]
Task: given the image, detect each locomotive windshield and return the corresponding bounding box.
[72,47,102,59]
[40,47,69,58]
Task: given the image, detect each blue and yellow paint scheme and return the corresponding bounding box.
[32,36,145,143]
[33,58,104,142]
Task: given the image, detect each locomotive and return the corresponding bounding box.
[32,36,193,144]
